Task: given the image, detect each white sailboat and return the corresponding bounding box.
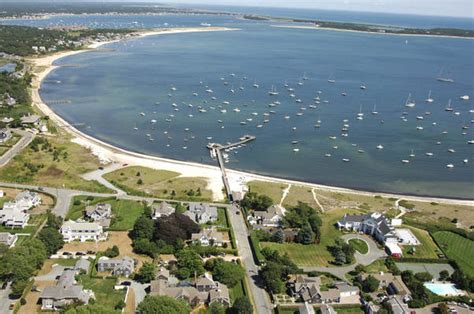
[425,90,434,103]
[437,69,454,83]
[405,93,416,108]
[268,85,279,96]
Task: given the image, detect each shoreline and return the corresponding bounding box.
[271,24,474,40]
[28,27,474,206]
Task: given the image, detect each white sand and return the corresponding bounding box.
[28,27,474,206]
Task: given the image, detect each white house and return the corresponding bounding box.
[14,191,42,211]
[0,232,18,247]
[152,201,175,219]
[248,204,285,228]
[337,212,398,244]
[60,221,106,242]
[0,210,30,228]
[85,203,111,221]
[184,203,218,224]
[191,227,224,246]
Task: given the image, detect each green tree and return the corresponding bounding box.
[271,229,284,243]
[439,270,450,281]
[130,215,155,240]
[10,279,28,298]
[64,303,118,314]
[362,275,380,292]
[414,272,433,282]
[231,296,252,314]
[137,295,189,314]
[103,245,120,258]
[240,192,273,211]
[438,303,449,314]
[211,260,245,288]
[46,210,63,229]
[38,227,64,255]
[260,261,285,293]
[135,262,156,283]
[209,302,226,314]
[175,248,204,279]
[295,223,315,244]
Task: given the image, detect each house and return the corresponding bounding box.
[152,201,175,219]
[0,210,30,228]
[365,302,380,314]
[337,212,398,244]
[248,204,285,228]
[0,232,17,247]
[74,259,91,274]
[385,242,403,258]
[184,203,218,224]
[39,269,94,310]
[14,191,42,211]
[191,227,224,246]
[97,256,135,277]
[60,221,106,242]
[299,302,316,314]
[289,276,360,304]
[335,282,360,298]
[85,203,111,221]
[150,273,230,307]
[20,114,41,126]
[0,128,12,143]
[387,296,410,314]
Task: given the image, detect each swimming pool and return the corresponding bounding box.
[424,283,462,296]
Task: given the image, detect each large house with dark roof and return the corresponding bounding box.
[337,212,398,244]
[289,275,360,304]
[184,203,218,224]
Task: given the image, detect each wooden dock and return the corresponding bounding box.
[207,135,256,201]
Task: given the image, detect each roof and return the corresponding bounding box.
[40,285,86,300]
[335,282,359,293]
[85,203,111,216]
[299,302,316,314]
[209,282,229,303]
[57,269,76,288]
[339,213,368,224]
[195,273,215,287]
[153,202,175,216]
[191,228,223,243]
[75,259,91,272]
[385,242,403,254]
[321,304,337,314]
[61,221,101,231]
[20,114,41,124]
[15,191,39,201]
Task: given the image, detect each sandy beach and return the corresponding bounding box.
[28,27,474,206]
[271,24,474,40]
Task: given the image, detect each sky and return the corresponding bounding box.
[162,0,474,18]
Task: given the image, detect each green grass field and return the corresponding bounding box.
[78,275,125,309]
[433,231,474,277]
[0,133,21,156]
[247,180,286,204]
[67,196,145,230]
[261,208,362,267]
[401,226,440,259]
[282,185,319,210]
[104,166,213,201]
[349,239,368,254]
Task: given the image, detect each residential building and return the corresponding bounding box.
[85,203,111,221]
[20,114,41,126]
[247,204,285,227]
[184,203,218,224]
[150,273,230,307]
[365,302,380,314]
[191,227,224,246]
[74,259,91,274]
[152,201,175,219]
[39,269,94,310]
[385,242,403,258]
[387,296,410,314]
[337,212,398,244]
[14,191,42,211]
[97,256,135,277]
[0,128,12,143]
[0,210,30,228]
[289,275,360,304]
[60,221,106,242]
[0,232,17,247]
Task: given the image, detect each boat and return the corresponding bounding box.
[446,164,454,168]
[405,93,416,108]
[293,148,300,152]
[448,148,456,153]
[253,80,259,88]
[139,112,146,116]
[325,153,331,157]
[376,145,384,150]
[151,119,157,123]
[268,85,279,96]
[371,104,378,115]
[257,124,263,128]
[240,121,247,125]
[409,149,415,157]
[342,158,350,162]
[341,92,347,96]
[416,126,424,130]
[360,84,367,90]
[200,22,211,27]
[233,108,241,113]
[464,159,469,163]
[460,95,470,100]
[425,90,434,103]
[445,99,453,112]
[205,89,213,93]
[468,140,474,144]
[358,149,365,153]
[416,116,424,120]
[302,72,308,80]
[401,159,410,164]
[437,69,454,83]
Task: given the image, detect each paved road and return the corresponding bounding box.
[81,162,126,196]
[0,130,35,167]
[0,283,14,314]
[302,234,386,280]
[35,265,66,281]
[228,204,273,314]
[130,282,149,310]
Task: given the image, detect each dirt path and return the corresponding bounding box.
[279,184,292,205]
[312,188,325,212]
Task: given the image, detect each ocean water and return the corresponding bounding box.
[37,18,474,199]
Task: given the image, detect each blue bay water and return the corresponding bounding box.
[10,13,472,198]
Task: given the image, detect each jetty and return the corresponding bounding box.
[207,135,256,201]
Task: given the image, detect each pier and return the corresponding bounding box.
[207,135,256,201]
[46,99,72,105]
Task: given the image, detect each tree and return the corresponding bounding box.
[362,275,380,293]
[271,229,284,243]
[46,210,63,229]
[132,238,157,257]
[209,302,226,314]
[154,214,200,245]
[439,270,450,281]
[260,261,285,293]
[175,248,204,279]
[415,272,433,282]
[64,303,118,314]
[231,296,252,314]
[135,262,156,283]
[295,223,315,245]
[103,245,120,258]
[38,227,64,255]
[211,260,245,288]
[137,178,143,185]
[240,192,273,211]
[10,279,28,298]
[137,295,189,314]
[438,303,449,314]
[130,215,155,240]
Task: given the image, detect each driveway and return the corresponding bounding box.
[34,265,67,281]
[302,234,386,280]
[80,162,126,196]
[130,281,149,309]
[0,129,34,167]
[0,282,14,314]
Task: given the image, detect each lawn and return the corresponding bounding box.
[0,133,111,192]
[247,180,287,204]
[364,260,388,274]
[104,165,213,201]
[432,231,474,277]
[0,213,46,235]
[401,226,440,259]
[313,189,395,212]
[229,280,245,305]
[348,239,368,254]
[261,208,362,267]
[282,185,319,210]
[78,275,125,309]
[0,133,21,156]
[67,196,145,230]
